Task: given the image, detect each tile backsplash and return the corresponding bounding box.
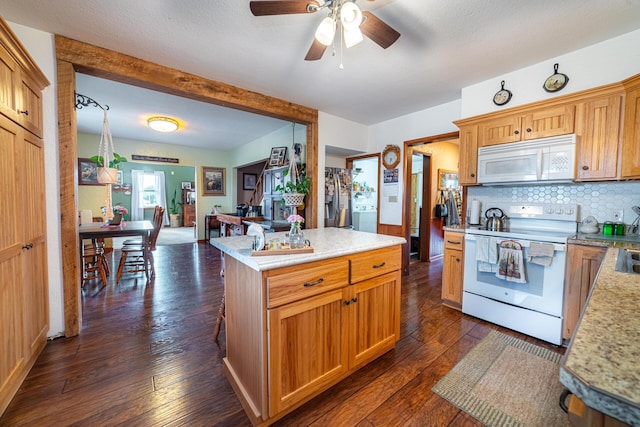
[467,181,640,225]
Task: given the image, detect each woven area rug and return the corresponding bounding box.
[432,330,566,427]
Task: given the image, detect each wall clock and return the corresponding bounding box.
[382,144,401,169]
[543,63,569,93]
[493,80,512,106]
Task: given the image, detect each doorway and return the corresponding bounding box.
[402,132,460,274]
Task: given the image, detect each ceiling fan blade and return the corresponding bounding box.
[250,1,319,16]
[360,11,401,49]
[305,38,328,61]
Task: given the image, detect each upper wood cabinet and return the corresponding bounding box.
[457,124,479,185]
[575,92,623,181]
[621,74,640,178]
[479,104,575,147]
[0,23,46,138]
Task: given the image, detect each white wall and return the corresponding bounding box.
[462,29,640,118]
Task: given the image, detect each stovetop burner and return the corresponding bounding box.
[465,203,578,244]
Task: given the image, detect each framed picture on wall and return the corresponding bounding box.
[438,169,458,190]
[243,173,257,190]
[202,167,225,196]
[181,181,192,190]
[77,158,103,186]
[269,146,287,167]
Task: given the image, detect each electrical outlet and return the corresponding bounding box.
[613,209,624,222]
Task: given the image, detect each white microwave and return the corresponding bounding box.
[477,134,576,184]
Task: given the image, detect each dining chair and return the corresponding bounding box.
[121,205,164,246]
[116,206,165,283]
[81,242,108,288]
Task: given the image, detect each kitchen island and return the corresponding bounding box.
[210,228,405,426]
[561,238,640,425]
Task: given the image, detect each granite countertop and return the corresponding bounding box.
[210,228,406,272]
[560,242,640,425]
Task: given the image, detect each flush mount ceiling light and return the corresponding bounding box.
[147,116,179,132]
[249,0,400,61]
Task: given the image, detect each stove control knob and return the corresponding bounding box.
[546,208,554,214]
[565,208,574,215]
[555,208,564,214]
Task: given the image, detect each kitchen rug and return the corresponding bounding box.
[432,330,566,427]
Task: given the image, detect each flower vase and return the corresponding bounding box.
[289,223,304,249]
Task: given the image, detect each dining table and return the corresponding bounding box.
[79,220,154,280]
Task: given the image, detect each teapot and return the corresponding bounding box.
[485,207,507,231]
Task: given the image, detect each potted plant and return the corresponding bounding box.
[90,152,127,184]
[274,169,311,207]
[169,189,182,227]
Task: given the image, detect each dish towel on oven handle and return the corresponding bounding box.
[476,236,499,272]
[527,242,555,266]
[496,246,527,283]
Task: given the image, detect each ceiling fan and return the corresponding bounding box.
[249,0,401,61]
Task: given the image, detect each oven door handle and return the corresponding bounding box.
[465,234,567,252]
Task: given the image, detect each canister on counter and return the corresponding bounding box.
[614,222,625,236]
[603,221,614,235]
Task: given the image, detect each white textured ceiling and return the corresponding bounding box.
[1,0,640,150]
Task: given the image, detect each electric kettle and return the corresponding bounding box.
[485,207,507,231]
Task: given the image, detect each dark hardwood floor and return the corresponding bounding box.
[0,243,563,426]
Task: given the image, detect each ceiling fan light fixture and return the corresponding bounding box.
[147,116,179,132]
[344,26,364,48]
[340,1,363,30]
[315,16,336,46]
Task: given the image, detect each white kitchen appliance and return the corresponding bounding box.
[463,203,578,345]
[477,134,576,184]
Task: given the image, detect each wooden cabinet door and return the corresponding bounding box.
[348,271,399,370]
[458,124,479,185]
[16,71,44,138]
[562,245,606,340]
[575,94,623,181]
[268,288,349,417]
[622,77,640,178]
[522,104,575,140]
[19,130,48,358]
[442,231,464,308]
[442,249,463,308]
[479,114,521,146]
[0,115,26,414]
[0,47,18,123]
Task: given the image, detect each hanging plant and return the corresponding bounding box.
[274,123,310,207]
[92,109,126,184]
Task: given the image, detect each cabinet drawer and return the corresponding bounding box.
[444,231,464,250]
[267,258,349,308]
[350,246,401,284]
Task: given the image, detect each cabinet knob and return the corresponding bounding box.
[351,297,358,303]
[344,300,351,306]
[582,165,589,171]
[514,130,520,135]
[526,128,532,132]
[22,243,33,250]
[470,173,475,178]
[19,110,29,116]
[456,258,460,263]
